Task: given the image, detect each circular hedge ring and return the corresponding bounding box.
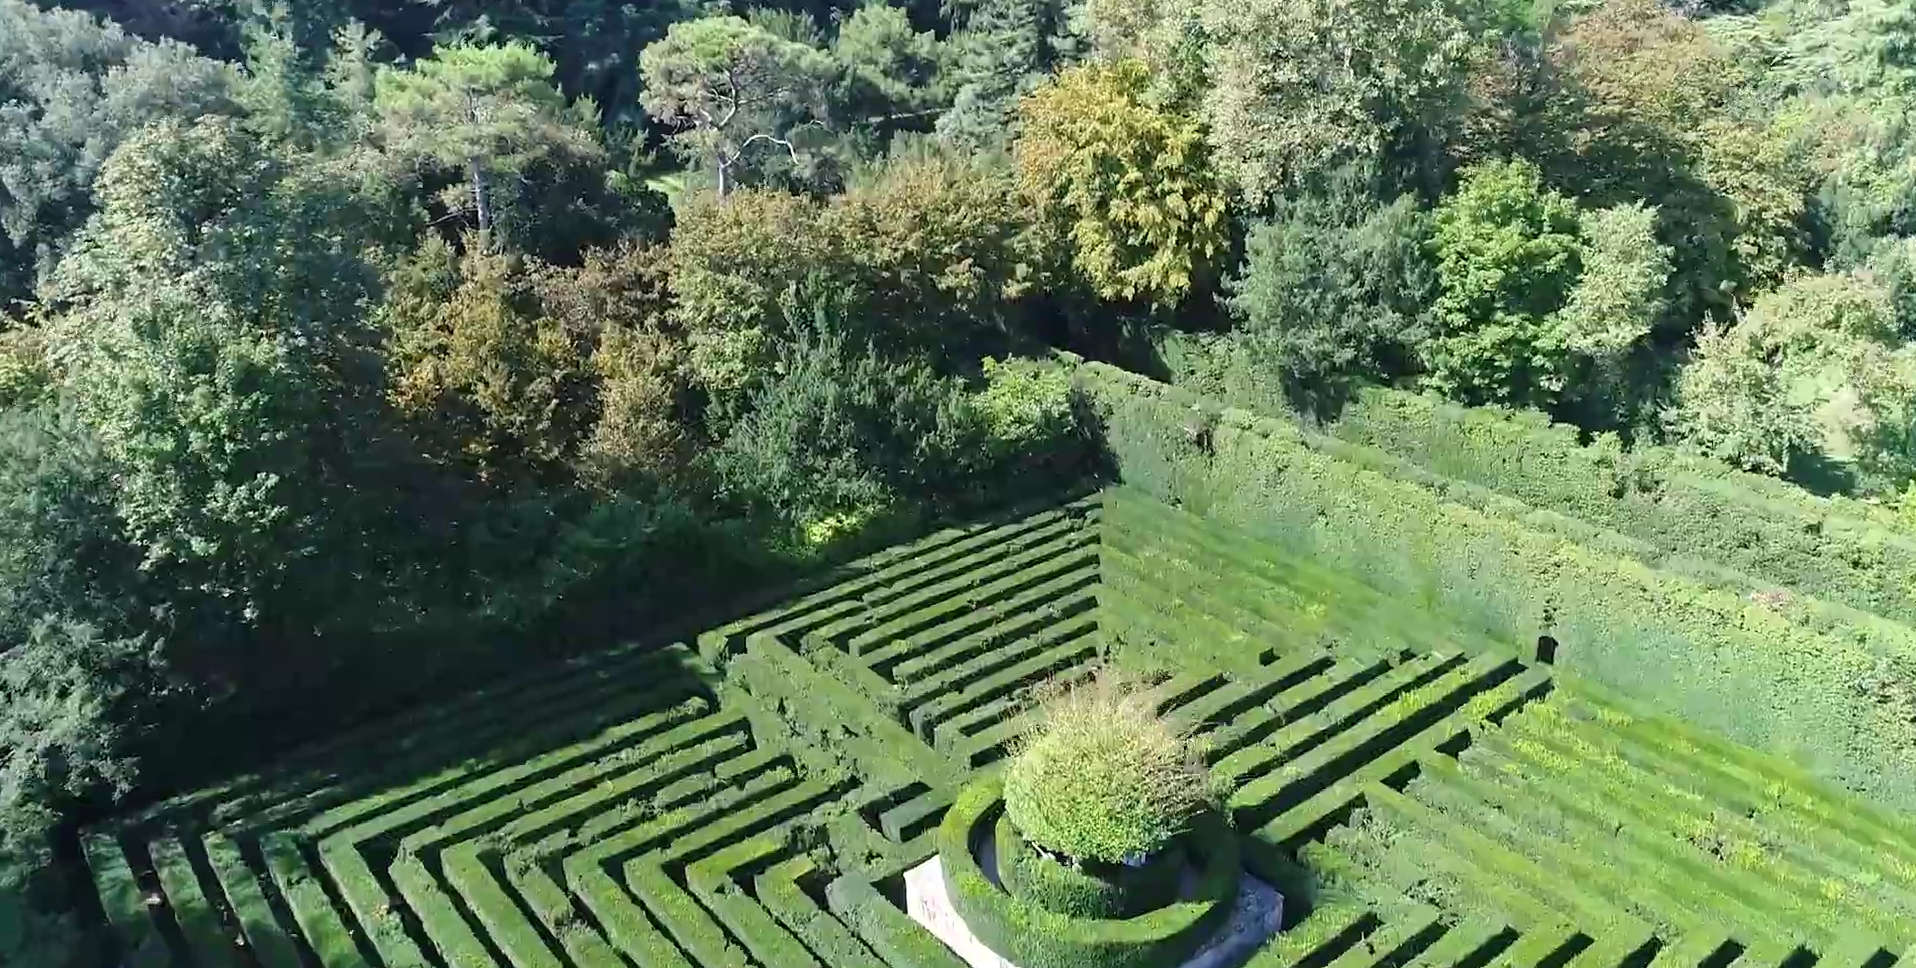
[994,813,1182,918]
[940,776,1240,968]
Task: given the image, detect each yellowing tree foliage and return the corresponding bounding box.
[382,239,597,484]
[1014,60,1227,307]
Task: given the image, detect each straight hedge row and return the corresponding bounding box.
[1109,368,1916,680]
[757,857,891,968]
[492,713,818,966]
[826,873,970,968]
[309,674,721,967]
[1228,653,1521,829]
[697,495,1099,663]
[135,655,740,968]
[148,835,240,968]
[212,650,661,833]
[1495,700,1916,927]
[139,633,673,829]
[254,647,703,839]
[202,831,304,968]
[1289,665,1916,947]
[1249,663,1553,855]
[795,513,1095,655]
[258,832,364,968]
[1077,362,1916,811]
[82,833,169,968]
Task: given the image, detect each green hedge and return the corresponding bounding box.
[839,538,1099,657]
[938,777,1238,968]
[1150,334,1916,625]
[443,845,565,968]
[906,630,1100,744]
[758,860,889,968]
[796,511,1094,655]
[1334,390,1916,624]
[81,831,169,968]
[994,814,1181,918]
[390,851,491,967]
[875,563,1101,686]
[1228,652,1519,828]
[395,694,717,853]
[1077,362,1916,811]
[497,730,752,846]
[505,861,630,968]
[825,873,971,968]
[893,606,1099,705]
[259,832,365,968]
[687,838,821,968]
[149,835,242,968]
[202,832,305,968]
[568,852,701,967]
[628,860,751,968]
[730,631,965,789]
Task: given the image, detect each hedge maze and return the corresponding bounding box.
[1310,691,1916,953]
[79,489,1916,968]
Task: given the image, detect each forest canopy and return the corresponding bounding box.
[3,0,1915,960]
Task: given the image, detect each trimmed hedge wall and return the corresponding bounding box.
[994,814,1182,919]
[938,777,1238,968]
[1150,334,1916,625]
[1333,390,1916,622]
[827,874,971,968]
[1076,361,1916,811]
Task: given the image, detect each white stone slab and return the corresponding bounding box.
[904,855,1283,968]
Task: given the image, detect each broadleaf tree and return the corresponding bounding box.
[1670,271,1916,492]
[0,0,234,308]
[1196,0,1491,205]
[1013,59,1228,308]
[1223,164,1436,408]
[1426,158,1584,407]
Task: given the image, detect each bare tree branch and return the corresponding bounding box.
[737,132,802,165]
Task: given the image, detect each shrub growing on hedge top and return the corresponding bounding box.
[1003,671,1211,863]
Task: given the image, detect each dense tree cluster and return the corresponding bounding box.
[3,0,1915,959]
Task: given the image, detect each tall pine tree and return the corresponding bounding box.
[936,0,1085,147]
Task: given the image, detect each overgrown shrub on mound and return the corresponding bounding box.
[1003,671,1212,863]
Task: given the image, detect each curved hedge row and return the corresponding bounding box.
[994,814,1182,918]
[1075,361,1916,811]
[1147,334,1916,625]
[939,777,1238,968]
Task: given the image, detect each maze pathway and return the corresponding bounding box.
[77,490,1916,968]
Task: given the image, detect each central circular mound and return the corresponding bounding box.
[938,671,1239,968]
[939,776,1240,968]
[994,812,1183,919]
